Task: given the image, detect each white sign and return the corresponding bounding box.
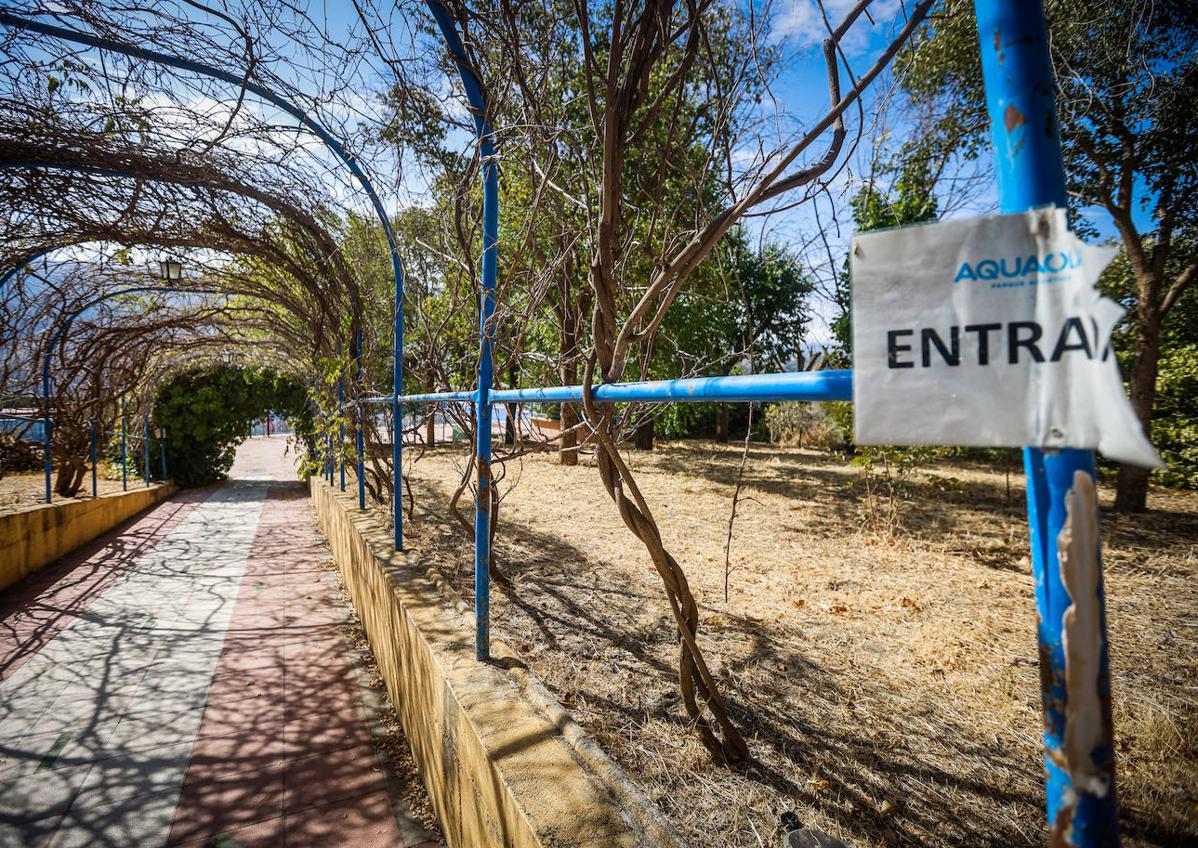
[851,208,1160,468]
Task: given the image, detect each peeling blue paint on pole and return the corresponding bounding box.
[974,1,1119,844]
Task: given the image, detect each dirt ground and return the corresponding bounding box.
[0,468,149,514]
[391,440,1197,848]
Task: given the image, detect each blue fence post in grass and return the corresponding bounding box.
[426,0,498,661]
[974,1,1119,844]
[393,261,403,551]
[120,399,127,492]
[143,413,150,486]
[160,425,168,481]
[338,363,346,493]
[90,419,97,498]
[355,329,365,510]
[42,364,52,504]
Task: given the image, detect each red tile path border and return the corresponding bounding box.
[166,482,431,848]
[0,487,212,683]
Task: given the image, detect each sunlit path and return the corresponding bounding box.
[0,437,438,847]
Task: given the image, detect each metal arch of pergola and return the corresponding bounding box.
[0,2,1121,841]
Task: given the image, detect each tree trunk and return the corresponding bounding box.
[634,417,654,451]
[715,404,729,442]
[1114,305,1162,513]
[54,456,85,497]
[560,402,578,466]
[558,299,580,466]
[425,370,436,446]
[505,361,518,446]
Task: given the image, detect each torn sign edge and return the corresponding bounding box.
[849,208,1162,470]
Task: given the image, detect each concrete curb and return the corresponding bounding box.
[309,478,687,848]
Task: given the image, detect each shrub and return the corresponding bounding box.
[763,402,845,449]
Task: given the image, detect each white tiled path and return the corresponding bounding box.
[0,437,438,848]
[0,483,266,847]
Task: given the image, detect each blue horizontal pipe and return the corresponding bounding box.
[393,370,852,407]
[497,371,852,404]
[399,391,477,403]
[362,371,858,407]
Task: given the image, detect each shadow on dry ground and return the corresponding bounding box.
[381,441,1196,848]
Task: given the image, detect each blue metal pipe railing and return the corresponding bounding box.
[975,1,1117,843]
[387,371,852,406]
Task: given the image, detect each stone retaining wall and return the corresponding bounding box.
[309,478,685,848]
[0,483,176,591]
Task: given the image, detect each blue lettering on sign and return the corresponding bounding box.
[954,250,1081,284]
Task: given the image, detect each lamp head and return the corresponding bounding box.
[158,259,183,281]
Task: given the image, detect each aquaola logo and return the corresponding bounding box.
[954,250,1082,283]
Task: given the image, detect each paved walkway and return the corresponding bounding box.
[0,436,439,848]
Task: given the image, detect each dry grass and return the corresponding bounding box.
[0,470,140,514]
[383,441,1197,848]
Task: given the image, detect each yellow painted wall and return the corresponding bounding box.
[0,484,176,592]
[309,480,685,848]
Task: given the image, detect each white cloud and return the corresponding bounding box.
[773,0,904,53]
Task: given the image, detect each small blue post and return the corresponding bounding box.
[42,367,52,504]
[338,369,346,492]
[120,399,127,492]
[975,1,1119,844]
[160,425,168,481]
[355,330,365,510]
[143,414,150,486]
[90,419,97,498]
[427,0,497,661]
[393,261,404,551]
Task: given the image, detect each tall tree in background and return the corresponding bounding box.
[896,0,1198,511]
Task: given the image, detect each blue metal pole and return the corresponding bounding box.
[338,362,346,492]
[42,354,52,504]
[90,419,97,498]
[120,399,127,492]
[975,1,1118,844]
[143,413,150,486]
[355,330,365,510]
[160,425,168,481]
[394,263,403,550]
[0,248,49,293]
[427,0,497,661]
